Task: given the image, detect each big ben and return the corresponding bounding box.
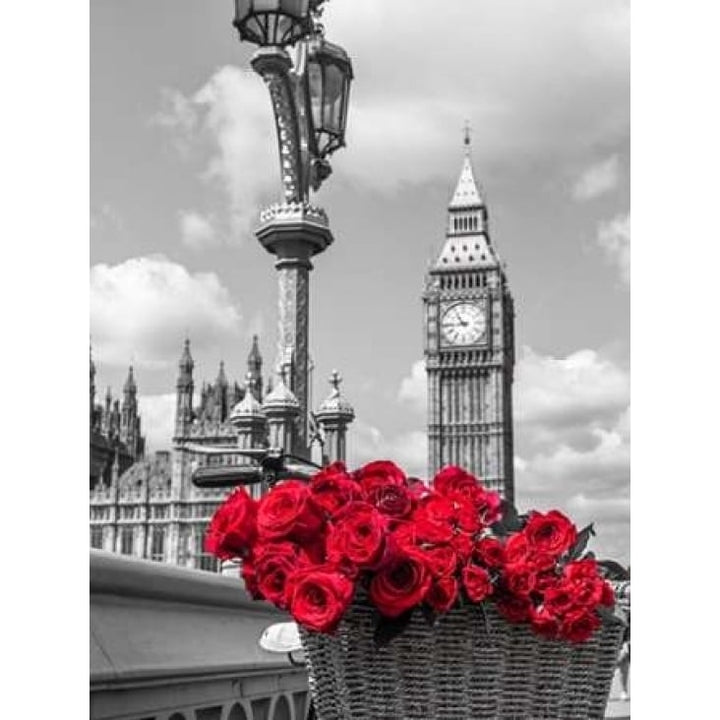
[424,137,515,502]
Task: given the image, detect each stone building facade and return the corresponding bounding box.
[424,145,516,502]
[89,337,354,571]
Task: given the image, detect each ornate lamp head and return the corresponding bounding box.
[233,0,317,47]
[306,36,354,159]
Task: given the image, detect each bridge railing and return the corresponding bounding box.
[90,550,309,720]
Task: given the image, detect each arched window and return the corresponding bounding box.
[272,696,291,720]
[226,705,249,720]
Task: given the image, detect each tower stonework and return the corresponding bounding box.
[424,144,515,502]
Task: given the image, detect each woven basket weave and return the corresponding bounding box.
[300,598,624,720]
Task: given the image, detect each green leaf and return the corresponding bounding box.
[567,524,595,561]
[374,609,415,648]
[598,559,631,581]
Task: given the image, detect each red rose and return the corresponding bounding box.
[253,542,310,608]
[462,564,494,603]
[524,510,577,558]
[370,483,414,519]
[369,548,432,618]
[600,581,615,607]
[422,545,458,577]
[204,486,258,560]
[432,466,481,497]
[286,565,355,633]
[543,581,578,616]
[451,532,475,563]
[563,558,599,581]
[531,606,560,639]
[505,533,529,565]
[418,493,455,523]
[471,487,503,526]
[257,480,324,542]
[355,460,406,496]
[474,537,506,568]
[454,495,484,534]
[310,462,363,517]
[504,565,537,597]
[394,516,455,548]
[326,502,387,569]
[534,570,561,593]
[407,477,431,499]
[495,594,533,624]
[427,576,459,613]
[559,608,601,643]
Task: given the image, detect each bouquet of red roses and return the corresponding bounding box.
[205,460,619,645]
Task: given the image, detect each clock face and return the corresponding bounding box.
[441,303,486,346]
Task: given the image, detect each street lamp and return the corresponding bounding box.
[232,0,353,459]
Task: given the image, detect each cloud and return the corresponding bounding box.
[90,255,242,368]
[514,347,630,564]
[153,1,629,200]
[348,421,427,479]
[321,0,629,191]
[155,66,277,236]
[572,156,620,200]
[515,346,629,444]
[597,212,630,284]
[138,393,176,453]
[398,359,427,414]
[179,210,218,250]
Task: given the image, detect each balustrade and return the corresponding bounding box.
[90,551,309,720]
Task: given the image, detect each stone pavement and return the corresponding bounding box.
[604,668,631,719]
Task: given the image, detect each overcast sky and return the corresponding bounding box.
[90,0,630,564]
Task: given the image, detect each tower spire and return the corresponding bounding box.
[432,136,496,270]
[463,120,472,155]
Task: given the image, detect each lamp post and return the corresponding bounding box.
[232,0,353,459]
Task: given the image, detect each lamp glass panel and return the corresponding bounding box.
[324,64,344,133]
[255,0,280,12]
[281,0,310,15]
[308,62,324,132]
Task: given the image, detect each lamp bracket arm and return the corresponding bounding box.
[252,48,307,204]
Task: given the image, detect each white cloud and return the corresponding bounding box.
[597,212,630,285]
[156,66,277,236]
[572,156,620,200]
[90,255,242,369]
[348,421,427,479]
[321,0,629,191]
[138,393,176,453]
[179,210,218,250]
[154,1,629,199]
[398,359,427,414]
[514,347,630,564]
[515,346,629,441]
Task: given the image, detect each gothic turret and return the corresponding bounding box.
[246,335,264,402]
[120,366,144,460]
[263,368,300,452]
[315,370,355,464]
[175,338,195,439]
[229,372,268,450]
[90,345,96,428]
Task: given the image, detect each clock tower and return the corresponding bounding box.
[423,139,515,502]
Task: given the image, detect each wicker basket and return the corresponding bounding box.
[300,598,624,720]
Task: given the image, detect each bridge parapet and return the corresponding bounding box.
[90,550,309,720]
